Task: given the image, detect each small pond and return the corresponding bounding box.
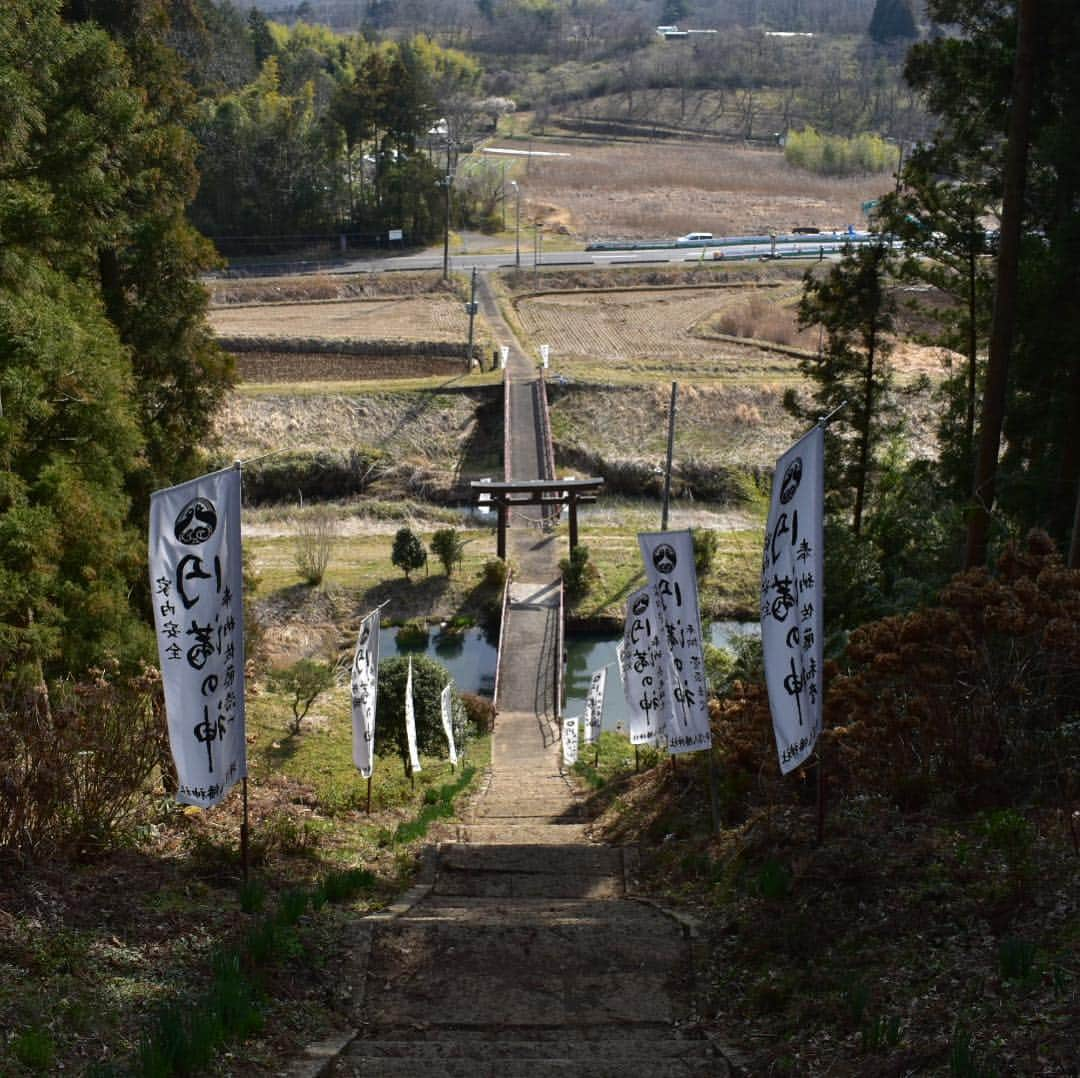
[380,620,757,731]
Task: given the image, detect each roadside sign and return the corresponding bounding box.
[540,344,550,368]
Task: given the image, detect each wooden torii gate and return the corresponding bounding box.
[471,477,604,559]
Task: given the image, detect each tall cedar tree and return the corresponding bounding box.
[903,0,1080,562]
[65,0,234,510]
[0,0,231,682]
[868,0,919,42]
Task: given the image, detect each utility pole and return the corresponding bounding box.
[441,172,452,280]
[466,267,478,372]
[661,381,678,530]
[511,180,521,268]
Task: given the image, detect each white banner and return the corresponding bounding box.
[583,667,606,744]
[150,466,246,807]
[404,657,421,773]
[562,715,579,767]
[440,683,457,766]
[499,345,509,369]
[540,344,550,368]
[619,586,669,746]
[638,530,712,754]
[350,610,380,778]
[762,426,824,773]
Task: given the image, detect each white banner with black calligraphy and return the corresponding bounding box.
[405,657,421,774]
[619,587,669,746]
[150,466,246,808]
[562,715,580,767]
[350,610,380,778]
[638,530,712,755]
[440,683,458,766]
[762,426,824,774]
[583,667,606,744]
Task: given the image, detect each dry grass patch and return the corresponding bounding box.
[209,294,471,343]
[508,139,891,241]
[209,270,455,306]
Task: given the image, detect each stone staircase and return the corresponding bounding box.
[325,709,728,1078]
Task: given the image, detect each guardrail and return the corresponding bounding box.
[555,580,564,727]
[503,364,512,484]
[585,230,871,252]
[491,561,514,717]
[537,367,557,483]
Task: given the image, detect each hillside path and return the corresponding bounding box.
[315,274,729,1077]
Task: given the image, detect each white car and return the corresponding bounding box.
[676,231,713,244]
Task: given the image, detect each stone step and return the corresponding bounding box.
[333,1057,718,1077]
[451,823,593,844]
[436,843,623,876]
[346,1036,716,1059]
[333,1050,721,1077]
[433,843,622,898]
[432,871,621,899]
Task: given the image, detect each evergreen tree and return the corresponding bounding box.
[790,243,900,538]
[868,0,918,43]
[392,527,428,579]
[376,656,463,774]
[903,0,1080,559]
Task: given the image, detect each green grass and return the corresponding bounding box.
[247,679,491,819]
[549,511,763,621]
[244,527,499,595]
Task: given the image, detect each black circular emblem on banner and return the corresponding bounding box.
[174,497,218,545]
[652,543,678,574]
[780,457,803,505]
[631,594,651,616]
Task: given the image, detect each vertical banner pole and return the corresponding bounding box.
[816,743,825,846]
[241,776,250,886]
[661,382,678,531]
[236,460,250,885]
[366,776,373,815]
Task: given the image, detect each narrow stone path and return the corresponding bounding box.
[323,274,727,1077]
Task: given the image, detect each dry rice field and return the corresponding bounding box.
[513,282,810,369]
[208,294,470,342]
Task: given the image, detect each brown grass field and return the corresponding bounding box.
[506,138,891,240]
[208,294,470,342]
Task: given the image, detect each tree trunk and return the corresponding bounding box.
[853,324,876,539]
[965,0,1038,568]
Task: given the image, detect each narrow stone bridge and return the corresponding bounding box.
[316,273,728,1077]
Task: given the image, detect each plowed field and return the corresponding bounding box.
[209,294,469,342]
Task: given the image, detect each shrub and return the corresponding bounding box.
[391,526,427,579]
[482,557,508,588]
[293,505,338,585]
[376,655,465,774]
[430,527,469,577]
[460,691,495,734]
[396,619,430,648]
[693,528,719,576]
[560,544,598,600]
[0,665,164,857]
[784,125,899,177]
[268,659,336,736]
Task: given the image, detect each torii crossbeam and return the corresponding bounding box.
[471,477,604,559]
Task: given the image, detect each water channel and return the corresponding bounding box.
[381,620,757,731]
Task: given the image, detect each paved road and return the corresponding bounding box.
[214,232,880,279]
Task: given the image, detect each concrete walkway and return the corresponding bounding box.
[320,274,727,1077]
